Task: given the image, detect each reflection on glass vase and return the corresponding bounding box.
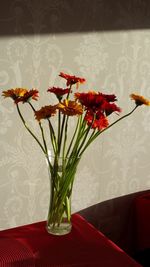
[46,154,80,236]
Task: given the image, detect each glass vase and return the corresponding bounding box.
[46,154,80,235]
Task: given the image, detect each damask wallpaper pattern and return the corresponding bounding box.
[0,0,150,230]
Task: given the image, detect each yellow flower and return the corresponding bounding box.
[130,93,150,106]
[57,99,83,116]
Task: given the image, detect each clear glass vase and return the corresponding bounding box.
[46,154,80,235]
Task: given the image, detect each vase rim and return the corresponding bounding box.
[47,150,80,160]
[48,154,80,160]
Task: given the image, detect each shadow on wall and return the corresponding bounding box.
[1,0,150,36]
[79,189,150,256]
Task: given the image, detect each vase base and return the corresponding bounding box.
[46,222,72,236]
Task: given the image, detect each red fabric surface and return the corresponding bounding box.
[0,214,141,267]
[0,238,34,267]
[135,193,150,251]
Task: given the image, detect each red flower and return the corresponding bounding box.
[101,93,117,102]
[85,110,109,130]
[59,72,85,87]
[48,87,70,96]
[75,91,121,116]
[47,87,70,100]
[101,102,122,116]
[75,91,105,111]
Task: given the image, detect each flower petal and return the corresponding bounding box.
[130,93,150,106]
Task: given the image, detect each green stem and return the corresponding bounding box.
[58,114,66,155]
[16,104,46,155]
[62,116,69,161]
[76,125,93,156]
[68,116,86,158]
[57,110,61,155]
[75,114,96,156]
[56,157,80,209]
[79,106,138,157]
[28,102,54,174]
[28,102,48,155]
[65,116,80,158]
[48,118,57,154]
[66,84,72,100]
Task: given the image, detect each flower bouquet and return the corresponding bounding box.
[2,72,150,235]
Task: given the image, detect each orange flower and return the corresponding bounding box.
[35,105,57,121]
[19,89,39,103]
[2,88,39,103]
[57,99,83,116]
[2,88,27,102]
[130,93,150,106]
[59,72,85,87]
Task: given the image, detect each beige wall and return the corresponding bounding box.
[0,0,150,230]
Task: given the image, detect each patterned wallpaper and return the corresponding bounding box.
[0,0,150,230]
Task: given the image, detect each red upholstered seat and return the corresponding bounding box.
[0,214,141,267]
[135,193,150,251]
[0,238,34,266]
